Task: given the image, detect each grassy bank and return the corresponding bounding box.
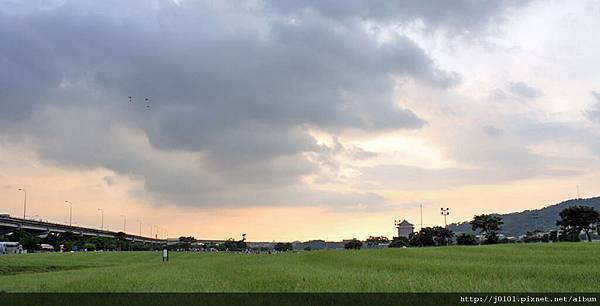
[0,243,598,292]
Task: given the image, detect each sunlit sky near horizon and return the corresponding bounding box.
[1,0,599,241]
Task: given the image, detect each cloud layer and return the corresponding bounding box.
[3,0,581,211]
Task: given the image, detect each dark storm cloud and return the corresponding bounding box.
[265,0,528,34]
[0,0,528,208]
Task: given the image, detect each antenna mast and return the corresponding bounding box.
[420,204,423,230]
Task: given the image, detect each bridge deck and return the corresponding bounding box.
[0,215,164,244]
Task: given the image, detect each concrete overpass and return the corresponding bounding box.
[0,214,164,244]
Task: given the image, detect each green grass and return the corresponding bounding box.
[0,243,599,292]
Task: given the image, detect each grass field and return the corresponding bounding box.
[1,243,599,292]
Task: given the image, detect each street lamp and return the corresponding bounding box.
[137,219,142,236]
[65,201,73,226]
[440,208,450,228]
[18,188,27,219]
[120,215,127,233]
[98,208,104,231]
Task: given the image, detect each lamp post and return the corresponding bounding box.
[120,215,127,233]
[18,188,27,219]
[440,208,450,228]
[98,208,104,231]
[65,201,73,226]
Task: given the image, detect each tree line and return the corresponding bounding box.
[0,231,161,252]
[383,205,600,248]
[2,205,598,252]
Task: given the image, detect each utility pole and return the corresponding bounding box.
[441,208,450,228]
[577,185,580,199]
[65,201,73,226]
[120,215,126,233]
[18,188,27,219]
[98,208,104,231]
[138,219,142,236]
[420,204,423,230]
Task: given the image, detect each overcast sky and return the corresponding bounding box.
[1,0,599,241]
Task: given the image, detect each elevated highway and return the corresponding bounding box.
[0,214,164,244]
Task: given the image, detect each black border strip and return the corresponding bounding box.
[1,293,599,306]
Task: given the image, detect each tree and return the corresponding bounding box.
[91,237,116,251]
[431,227,454,245]
[559,230,581,242]
[484,232,499,244]
[388,237,409,248]
[556,206,599,242]
[274,242,293,252]
[63,240,74,252]
[409,230,434,247]
[219,237,247,251]
[220,238,237,251]
[176,236,195,251]
[523,231,543,243]
[456,233,478,245]
[9,230,41,251]
[470,214,503,244]
[114,232,131,251]
[82,243,96,251]
[365,236,389,246]
[549,230,558,243]
[408,227,454,247]
[178,236,195,242]
[344,239,362,250]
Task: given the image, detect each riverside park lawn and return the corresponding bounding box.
[0,243,598,292]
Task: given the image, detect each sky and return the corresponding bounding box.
[1,0,599,241]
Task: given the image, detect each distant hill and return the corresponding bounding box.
[448,197,600,237]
